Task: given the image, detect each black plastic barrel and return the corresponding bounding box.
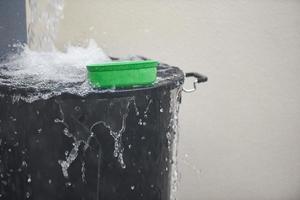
[0,63,184,200]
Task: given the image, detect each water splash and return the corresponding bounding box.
[58,140,81,178]
[55,101,84,178]
[55,97,134,178]
[88,98,133,169]
[0,40,109,85]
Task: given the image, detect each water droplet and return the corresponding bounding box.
[121,163,126,169]
[74,106,80,111]
[138,119,143,125]
[26,192,30,198]
[63,128,68,134]
[128,144,132,149]
[8,149,11,152]
[63,128,72,137]
[160,108,164,113]
[130,185,135,190]
[22,161,28,167]
[37,128,42,134]
[48,179,52,184]
[14,131,18,135]
[150,184,154,188]
[27,175,32,183]
[141,136,146,140]
[81,162,86,182]
[148,151,152,155]
[65,182,72,187]
[166,132,172,140]
[142,122,147,126]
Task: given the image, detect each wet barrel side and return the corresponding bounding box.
[0,84,182,200]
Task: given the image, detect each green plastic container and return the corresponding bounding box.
[86,60,158,89]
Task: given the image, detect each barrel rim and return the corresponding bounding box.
[0,63,184,100]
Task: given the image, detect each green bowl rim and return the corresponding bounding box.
[87,60,158,72]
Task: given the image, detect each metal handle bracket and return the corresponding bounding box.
[183,72,208,93]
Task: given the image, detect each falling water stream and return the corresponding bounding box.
[0,0,184,199]
[27,0,65,51]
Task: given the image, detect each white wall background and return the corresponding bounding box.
[55,0,300,199]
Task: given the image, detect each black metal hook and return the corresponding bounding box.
[183,72,208,93]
